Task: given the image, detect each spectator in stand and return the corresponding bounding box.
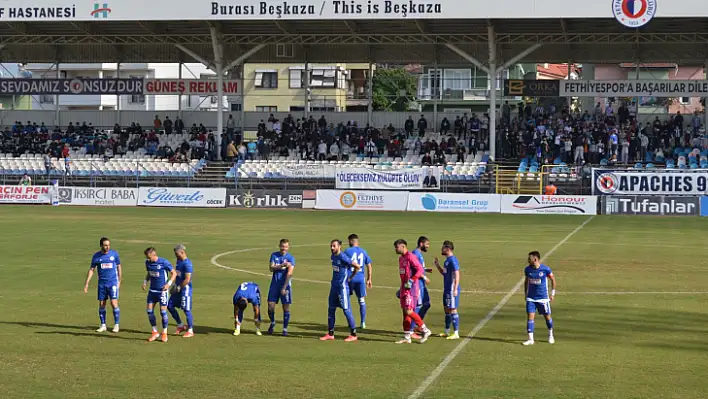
[404,116,414,137]
[19,173,32,186]
[365,138,376,158]
[237,142,246,161]
[175,117,184,134]
[226,115,236,138]
[341,139,351,161]
[329,140,340,161]
[247,140,257,160]
[417,115,428,138]
[43,151,52,179]
[440,117,450,135]
[154,115,162,130]
[163,116,173,135]
[317,140,327,161]
[225,140,237,162]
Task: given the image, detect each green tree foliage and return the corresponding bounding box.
[372,67,417,111]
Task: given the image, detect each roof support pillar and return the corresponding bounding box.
[224,44,265,74]
[444,44,490,74]
[210,26,225,157]
[175,44,216,71]
[497,44,542,72]
[488,25,497,161]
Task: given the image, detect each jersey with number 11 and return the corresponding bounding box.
[344,247,371,283]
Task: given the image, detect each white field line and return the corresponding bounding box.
[407,216,595,399]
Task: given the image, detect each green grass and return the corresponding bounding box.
[0,207,706,399]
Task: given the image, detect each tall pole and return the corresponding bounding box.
[704,59,708,130]
[367,62,373,127]
[567,62,572,109]
[116,62,121,126]
[239,66,246,133]
[178,61,183,119]
[304,62,310,119]
[55,63,60,127]
[433,60,438,132]
[488,25,497,161]
[217,63,224,141]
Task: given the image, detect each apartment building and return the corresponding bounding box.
[242,63,372,113]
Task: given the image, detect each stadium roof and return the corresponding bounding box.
[3,18,708,64]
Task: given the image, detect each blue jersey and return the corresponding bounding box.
[175,258,193,288]
[90,250,121,285]
[344,246,371,282]
[330,251,353,286]
[412,248,426,275]
[270,251,296,284]
[443,255,460,294]
[525,264,553,302]
[145,257,173,291]
[235,282,260,303]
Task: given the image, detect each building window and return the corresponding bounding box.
[472,66,488,89]
[443,69,472,91]
[310,69,337,88]
[679,97,691,105]
[210,96,218,104]
[39,95,54,104]
[494,69,510,90]
[289,69,305,88]
[255,71,278,88]
[129,75,145,104]
[255,106,277,112]
[231,103,242,111]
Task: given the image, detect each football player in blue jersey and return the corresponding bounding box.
[434,240,461,339]
[523,251,556,346]
[409,236,432,339]
[83,237,122,333]
[344,234,373,329]
[142,247,177,343]
[168,244,194,338]
[233,281,262,336]
[320,239,360,342]
[267,239,295,336]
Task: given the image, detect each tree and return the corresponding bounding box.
[372,67,417,111]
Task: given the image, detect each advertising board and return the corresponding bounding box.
[592,169,708,196]
[0,185,51,204]
[57,187,138,206]
[315,190,408,211]
[0,78,240,96]
[603,196,699,216]
[138,187,226,208]
[226,189,303,208]
[336,167,440,190]
[407,193,500,213]
[501,195,597,215]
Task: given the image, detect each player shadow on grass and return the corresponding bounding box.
[289,321,398,338]
[34,331,145,341]
[471,336,526,345]
[0,321,144,334]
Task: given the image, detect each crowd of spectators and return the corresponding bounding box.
[496,100,708,166]
[2,103,707,170]
[223,113,486,166]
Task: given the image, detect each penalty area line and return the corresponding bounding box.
[407,215,596,399]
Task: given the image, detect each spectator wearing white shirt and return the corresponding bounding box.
[620,136,630,164]
[317,140,327,161]
[639,133,649,161]
[329,141,340,161]
[341,141,351,161]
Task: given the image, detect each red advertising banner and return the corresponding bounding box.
[143,79,240,95]
[0,185,52,204]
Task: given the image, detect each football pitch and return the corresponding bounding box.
[1,206,706,399]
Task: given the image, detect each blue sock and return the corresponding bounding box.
[237,308,244,324]
[113,307,120,324]
[527,320,535,333]
[546,318,554,330]
[185,310,194,329]
[444,313,452,331]
[327,307,336,334]
[268,309,275,326]
[98,308,107,325]
[147,309,156,327]
[451,313,460,332]
[359,298,367,325]
[418,303,430,320]
[168,307,182,325]
[160,310,168,329]
[283,311,291,331]
[344,309,356,331]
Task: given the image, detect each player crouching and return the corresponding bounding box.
[233,282,262,336]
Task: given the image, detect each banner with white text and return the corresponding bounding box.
[560,80,708,97]
[0,78,239,95]
[0,185,51,204]
[315,190,409,211]
[407,193,501,213]
[138,187,226,207]
[281,164,336,179]
[592,169,708,196]
[335,167,440,190]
